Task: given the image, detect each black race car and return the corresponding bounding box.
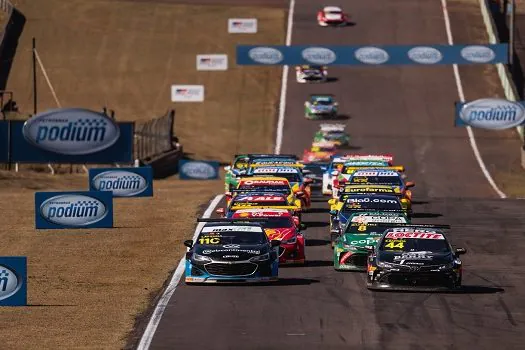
[366,225,466,291]
[184,219,280,284]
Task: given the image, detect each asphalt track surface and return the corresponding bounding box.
[149,0,525,349]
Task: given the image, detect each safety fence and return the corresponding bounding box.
[134,109,178,162]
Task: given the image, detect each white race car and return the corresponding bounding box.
[317,6,350,27]
[295,65,327,83]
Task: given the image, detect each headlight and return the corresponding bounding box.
[192,253,211,263]
[377,261,394,268]
[281,236,297,245]
[439,262,455,270]
[250,253,270,262]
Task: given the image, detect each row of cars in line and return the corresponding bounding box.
[183,146,468,291]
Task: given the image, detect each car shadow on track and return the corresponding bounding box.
[370,285,504,294]
[304,221,329,228]
[411,200,430,205]
[305,239,331,246]
[326,77,338,83]
[306,207,330,214]
[332,114,350,120]
[411,212,443,219]
[305,260,333,267]
[202,278,320,287]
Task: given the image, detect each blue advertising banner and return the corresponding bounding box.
[8,108,134,163]
[35,191,114,229]
[455,98,525,130]
[0,257,27,306]
[88,166,153,197]
[0,121,7,162]
[179,160,220,180]
[236,44,508,65]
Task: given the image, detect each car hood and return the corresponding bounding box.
[195,244,268,261]
[378,251,454,266]
[342,233,381,248]
[264,227,295,241]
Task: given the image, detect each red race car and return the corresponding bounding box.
[317,6,350,27]
[232,208,306,265]
[303,141,338,163]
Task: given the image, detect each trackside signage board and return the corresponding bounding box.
[88,166,153,197]
[179,160,220,180]
[228,18,257,33]
[0,257,27,306]
[35,191,113,229]
[7,108,134,163]
[455,98,525,129]
[197,54,228,71]
[236,44,508,65]
[171,85,204,102]
[0,121,7,162]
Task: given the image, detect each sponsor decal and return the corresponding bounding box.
[241,179,288,185]
[196,54,228,71]
[35,192,113,229]
[457,98,525,130]
[301,47,337,65]
[346,186,393,193]
[407,46,443,64]
[223,244,241,249]
[253,168,297,174]
[171,85,204,102]
[351,215,406,223]
[353,170,399,177]
[89,166,153,197]
[236,195,283,202]
[348,197,398,204]
[234,210,288,218]
[222,255,240,259]
[460,45,496,63]
[202,249,260,255]
[393,251,433,261]
[201,226,263,233]
[354,47,389,65]
[349,237,378,245]
[179,160,219,180]
[22,108,120,155]
[0,257,27,306]
[228,18,257,33]
[385,231,444,240]
[248,47,284,64]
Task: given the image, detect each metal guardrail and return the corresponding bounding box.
[134,109,177,161]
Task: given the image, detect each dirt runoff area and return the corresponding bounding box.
[0,0,286,349]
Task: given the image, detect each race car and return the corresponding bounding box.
[366,225,466,291]
[317,6,350,27]
[184,219,280,284]
[295,65,327,83]
[303,141,338,163]
[224,154,298,192]
[329,194,406,235]
[304,95,338,119]
[313,124,350,146]
[232,208,306,265]
[332,212,409,266]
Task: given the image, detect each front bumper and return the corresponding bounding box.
[334,250,368,271]
[185,259,278,284]
[367,270,460,291]
[278,243,305,265]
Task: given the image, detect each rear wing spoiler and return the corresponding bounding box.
[345,165,405,173]
[320,123,346,131]
[197,218,268,223]
[341,208,406,213]
[231,189,288,193]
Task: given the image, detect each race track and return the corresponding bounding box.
[148,0,525,348]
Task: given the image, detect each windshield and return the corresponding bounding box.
[262,218,294,229]
[313,99,332,105]
[197,231,267,245]
[380,237,450,253]
[342,197,402,212]
[345,223,397,234]
[350,175,402,186]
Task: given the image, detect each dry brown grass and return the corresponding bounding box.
[0,0,285,348]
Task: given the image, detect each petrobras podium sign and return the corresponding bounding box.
[0,257,27,306]
[236,44,508,65]
[9,108,134,163]
[89,166,153,197]
[228,18,257,33]
[35,191,113,229]
[179,160,219,180]
[455,98,525,129]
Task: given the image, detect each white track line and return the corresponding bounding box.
[440,0,507,199]
[137,194,224,350]
[274,0,296,154]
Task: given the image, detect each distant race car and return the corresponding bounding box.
[317,6,350,27]
[314,124,350,146]
[303,141,338,163]
[295,65,327,83]
[220,192,303,222]
[184,219,280,284]
[366,225,466,291]
[332,212,409,268]
[232,208,306,265]
[304,95,338,119]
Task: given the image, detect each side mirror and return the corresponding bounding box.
[331,170,339,176]
[224,166,231,171]
[455,247,467,255]
[299,223,307,231]
[405,181,415,188]
[270,240,281,247]
[184,240,193,249]
[329,210,338,216]
[215,208,225,215]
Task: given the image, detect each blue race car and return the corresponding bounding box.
[184,219,280,284]
[304,94,338,119]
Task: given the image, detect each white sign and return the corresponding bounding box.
[228,18,258,33]
[197,54,228,71]
[171,85,204,102]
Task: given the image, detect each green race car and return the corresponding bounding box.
[313,124,350,146]
[333,211,410,271]
[304,95,338,119]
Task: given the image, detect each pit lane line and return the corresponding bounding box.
[440,0,506,199]
[137,194,224,350]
